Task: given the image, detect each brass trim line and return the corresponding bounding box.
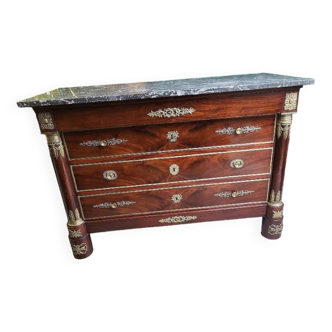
[83,202,267,221]
[273,114,277,143]
[64,140,274,161]
[73,172,271,193]
[81,201,268,221]
[78,178,270,220]
[70,147,273,192]
[72,147,273,167]
[79,178,269,197]
[70,146,274,192]
[61,113,276,161]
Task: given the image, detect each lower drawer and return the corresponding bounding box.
[79,178,269,220]
[86,204,267,233]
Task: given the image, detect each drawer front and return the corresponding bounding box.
[64,115,275,160]
[52,88,291,132]
[86,204,268,233]
[79,179,269,220]
[72,148,273,192]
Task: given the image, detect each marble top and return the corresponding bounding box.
[17,73,314,108]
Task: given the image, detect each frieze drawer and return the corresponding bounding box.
[51,90,288,132]
[72,147,273,192]
[79,179,270,220]
[63,115,275,160]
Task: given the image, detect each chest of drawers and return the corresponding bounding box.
[18,73,314,259]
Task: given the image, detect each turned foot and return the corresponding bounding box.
[261,202,284,239]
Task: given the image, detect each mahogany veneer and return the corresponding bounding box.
[63,115,275,160]
[18,73,314,259]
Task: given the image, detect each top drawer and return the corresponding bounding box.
[52,88,291,132]
[64,115,275,160]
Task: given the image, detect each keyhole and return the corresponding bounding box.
[169,164,179,175]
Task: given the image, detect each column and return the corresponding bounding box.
[262,113,292,239]
[46,132,93,258]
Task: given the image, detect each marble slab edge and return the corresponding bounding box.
[17,74,315,108]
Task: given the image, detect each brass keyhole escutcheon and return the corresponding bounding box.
[166,131,179,142]
[169,164,179,175]
[103,170,118,181]
[230,159,244,169]
[171,194,182,204]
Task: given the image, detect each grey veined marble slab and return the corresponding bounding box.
[17,73,314,108]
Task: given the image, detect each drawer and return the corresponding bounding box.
[64,115,275,160]
[72,147,273,192]
[79,179,269,220]
[53,89,289,132]
[86,204,268,233]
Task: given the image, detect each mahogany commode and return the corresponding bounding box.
[17,73,314,259]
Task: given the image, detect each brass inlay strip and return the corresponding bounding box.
[81,202,266,222]
[273,115,277,143]
[65,141,274,161]
[79,178,270,198]
[78,178,270,220]
[72,147,273,167]
[81,201,268,221]
[62,113,276,161]
[71,147,273,192]
[76,169,271,194]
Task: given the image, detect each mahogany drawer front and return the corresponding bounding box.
[64,115,275,160]
[79,179,269,220]
[72,148,273,192]
[86,204,268,233]
[52,89,289,132]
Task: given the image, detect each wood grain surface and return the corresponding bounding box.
[63,115,275,160]
[40,87,299,132]
[79,178,269,220]
[85,203,267,233]
[72,147,273,192]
